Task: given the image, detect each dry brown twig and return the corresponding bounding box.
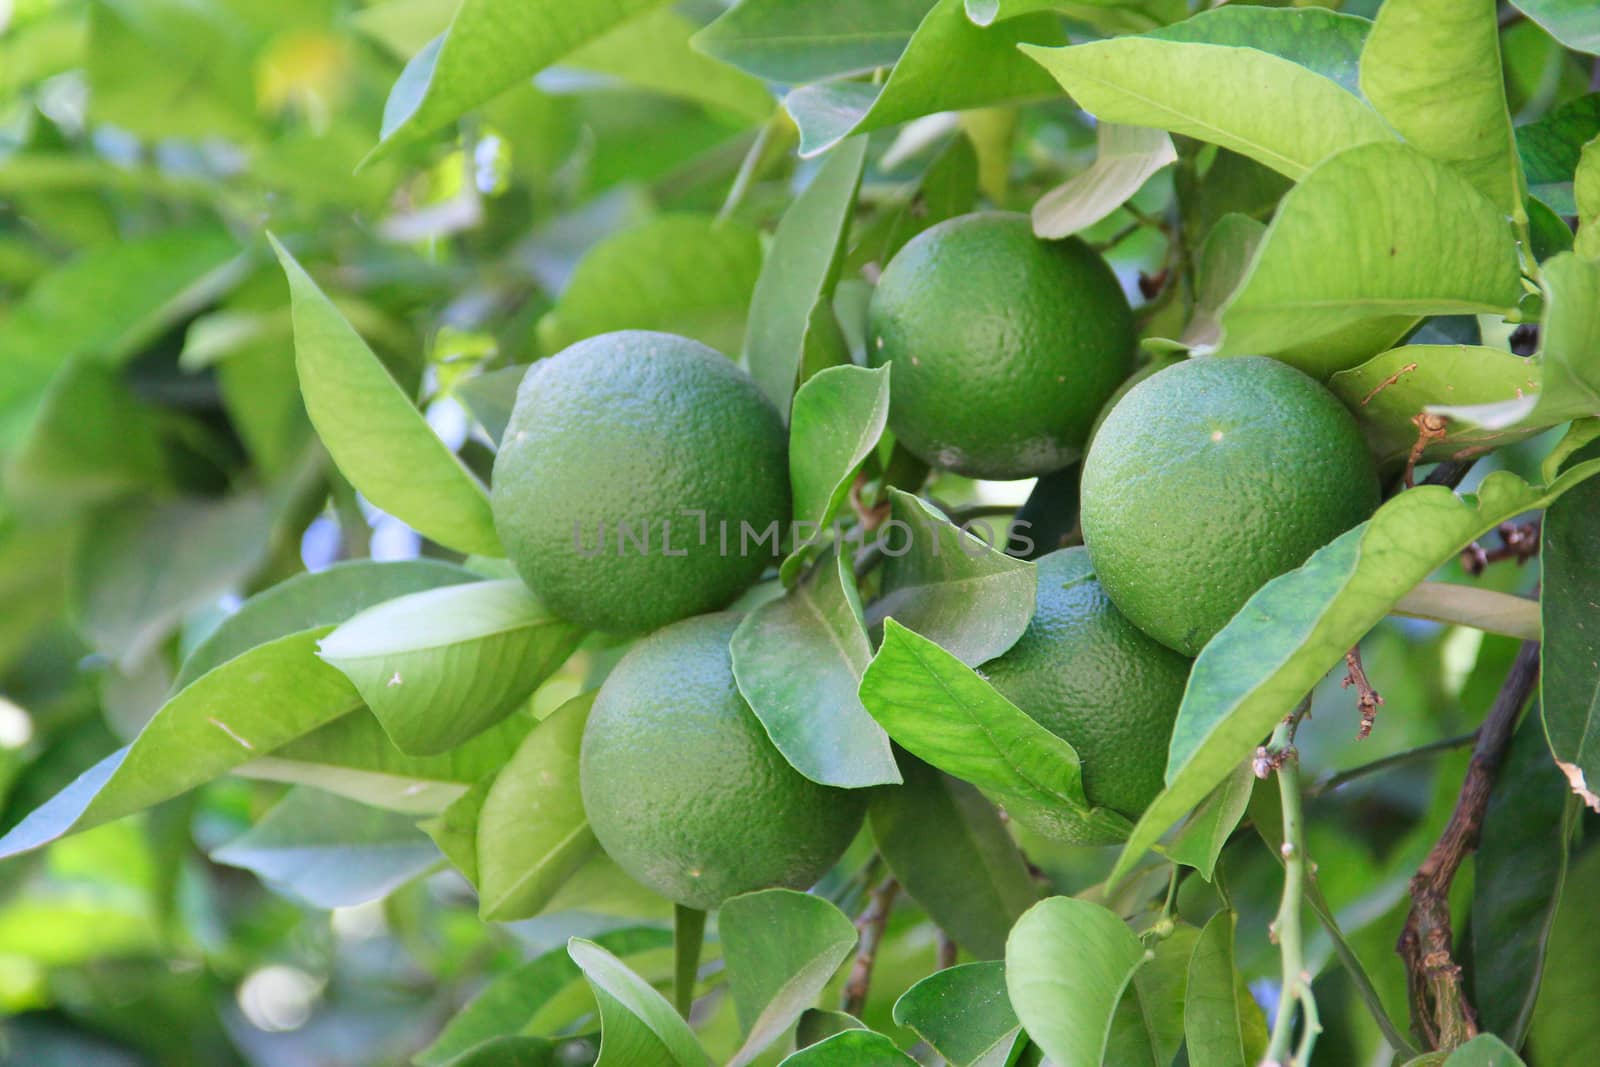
[1405,413,1451,488]
[1460,519,1541,576]
[1396,641,1541,1051]
[1343,646,1384,740]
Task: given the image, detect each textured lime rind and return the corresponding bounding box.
[491,331,790,634]
[580,614,866,910]
[1080,356,1381,656]
[981,548,1191,843]
[867,212,1134,479]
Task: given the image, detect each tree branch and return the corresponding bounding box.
[1260,698,1321,1066]
[1342,646,1384,740]
[1460,519,1541,576]
[1396,640,1540,1051]
[842,877,898,1017]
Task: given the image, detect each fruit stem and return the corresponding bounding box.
[673,904,707,1020]
[842,877,899,1017]
[1263,703,1321,1066]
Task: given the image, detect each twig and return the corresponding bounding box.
[1422,458,1477,489]
[1310,732,1480,796]
[1262,697,1320,1066]
[937,932,958,971]
[1460,519,1541,576]
[1342,646,1384,740]
[848,472,890,532]
[842,878,898,1017]
[1405,413,1451,488]
[1397,641,1541,1051]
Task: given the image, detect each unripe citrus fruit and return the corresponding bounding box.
[491,331,790,634]
[866,212,1135,480]
[1080,356,1381,656]
[579,613,866,910]
[981,547,1190,844]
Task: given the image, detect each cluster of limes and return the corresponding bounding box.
[490,212,1381,908]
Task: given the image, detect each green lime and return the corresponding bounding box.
[491,331,790,634]
[981,547,1190,844]
[866,212,1135,480]
[579,613,866,910]
[1080,356,1381,656]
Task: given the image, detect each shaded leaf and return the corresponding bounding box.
[1184,911,1269,1067]
[318,579,584,755]
[1109,462,1600,888]
[1541,444,1600,812]
[475,693,598,921]
[1360,0,1522,217]
[1032,124,1176,240]
[795,1010,867,1047]
[1147,6,1370,95]
[272,236,500,556]
[1005,897,1146,1067]
[868,756,1038,961]
[693,0,929,84]
[1517,92,1600,214]
[1576,137,1600,260]
[72,493,274,670]
[420,773,494,883]
[454,365,527,444]
[732,553,899,788]
[1105,924,1196,1067]
[0,629,359,860]
[845,132,979,275]
[1179,213,1265,349]
[372,0,671,157]
[211,788,438,908]
[1390,583,1541,642]
[786,0,1063,159]
[1213,143,1523,376]
[1509,0,1600,55]
[1165,760,1254,880]
[1528,847,1600,1062]
[892,961,1020,1066]
[567,938,708,1067]
[720,889,858,1067]
[746,139,868,414]
[537,215,764,358]
[860,620,1129,843]
[871,490,1034,667]
[778,1030,917,1065]
[1022,32,1391,183]
[1471,711,1577,1047]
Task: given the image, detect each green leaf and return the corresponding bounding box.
[844,133,979,275]
[1178,214,1266,349]
[1184,911,1268,1067]
[1471,711,1578,1048]
[1390,583,1541,642]
[453,365,526,444]
[211,787,438,908]
[1437,1034,1527,1066]
[567,9,774,123]
[1108,462,1600,888]
[0,629,359,860]
[1576,136,1600,259]
[371,0,671,158]
[783,364,891,580]
[272,236,500,557]
[1021,34,1392,183]
[871,490,1035,667]
[0,228,240,442]
[1509,0,1600,55]
[720,889,858,1067]
[420,773,494,882]
[1212,142,1523,376]
[417,927,672,1067]
[786,0,1063,159]
[1164,759,1254,880]
[1105,924,1195,1067]
[1004,897,1147,1067]
[1360,0,1523,217]
[693,0,930,84]
[795,1010,867,1047]
[567,938,708,1067]
[474,692,598,921]
[4,362,173,513]
[1526,254,1600,425]
[732,553,899,788]
[860,620,1130,843]
[318,580,583,756]
[1541,447,1600,813]
[868,756,1039,961]
[1528,846,1600,1061]
[536,215,764,358]
[778,1030,918,1066]
[175,559,479,691]
[1032,124,1176,240]
[72,493,274,670]
[892,961,1020,1066]
[746,139,868,414]
[1517,92,1600,214]
[1328,345,1544,466]
[1146,7,1371,95]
